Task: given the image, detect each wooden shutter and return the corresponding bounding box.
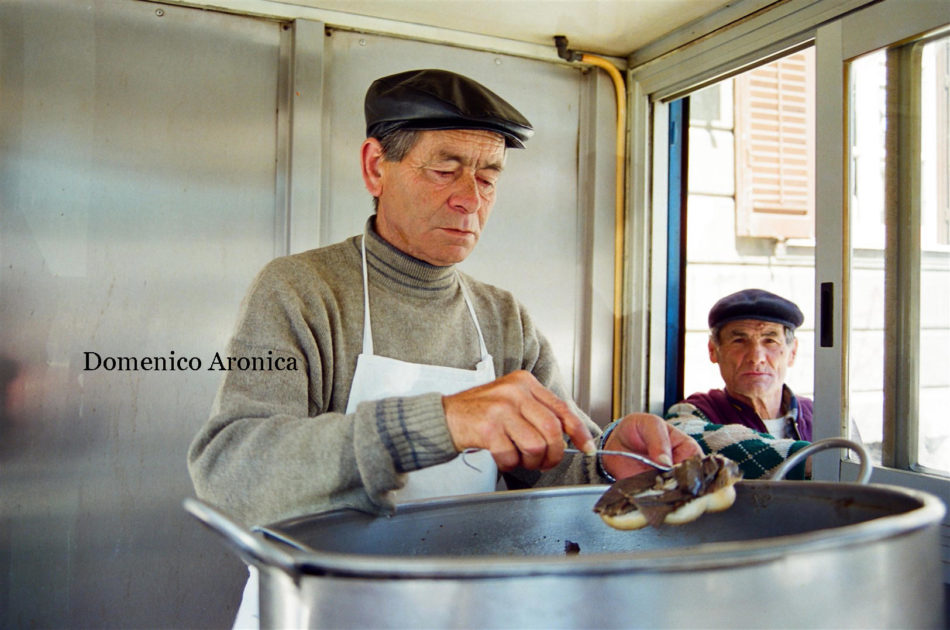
[734,48,815,240]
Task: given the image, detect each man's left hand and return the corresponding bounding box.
[601,413,702,479]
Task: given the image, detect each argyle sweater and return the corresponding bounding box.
[684,386,813,441]
[188,218,604,526]
[665,403,810,480]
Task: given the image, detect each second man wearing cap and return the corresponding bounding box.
[665,289,814,479]
[685,288,812,441]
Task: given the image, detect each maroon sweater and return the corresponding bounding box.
[683,386,813,441]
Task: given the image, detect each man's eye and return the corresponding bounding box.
[427,167,456,178]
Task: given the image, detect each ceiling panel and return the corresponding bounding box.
[169,0,743,58]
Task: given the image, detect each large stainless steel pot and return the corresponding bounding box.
[185,446,945,629]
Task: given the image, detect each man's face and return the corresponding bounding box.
[365,129,506,266]
[709,319,798,404]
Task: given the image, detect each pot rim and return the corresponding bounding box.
[258,480,946,580]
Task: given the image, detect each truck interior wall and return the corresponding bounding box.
[0,0,616,627]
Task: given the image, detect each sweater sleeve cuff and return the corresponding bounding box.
[368,392,458,473]
[783,440,812,480]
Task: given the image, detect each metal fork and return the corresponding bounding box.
[564,447,673,472]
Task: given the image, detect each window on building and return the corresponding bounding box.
[734,48,815,241]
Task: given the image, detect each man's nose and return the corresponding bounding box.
[750,342,768,363]
[449,174,481,214]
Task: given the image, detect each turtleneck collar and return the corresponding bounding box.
[361,216,458,294]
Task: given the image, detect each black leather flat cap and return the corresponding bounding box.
[364,69,534,148]
[708,289,804,330]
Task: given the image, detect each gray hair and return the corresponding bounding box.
[371,129,421,212]
[377,128,421,162]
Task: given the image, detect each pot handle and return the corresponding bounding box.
[769,437,872,484]
[183,497,298,574]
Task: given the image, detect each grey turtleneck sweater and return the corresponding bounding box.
[188,219,603,525]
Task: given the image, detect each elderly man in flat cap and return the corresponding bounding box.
[188,69,704,536]
[666,288,813,479]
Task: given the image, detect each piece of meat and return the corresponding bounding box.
[593,454,742,529]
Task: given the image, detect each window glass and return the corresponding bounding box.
[847,50,886,464]
[848,35,950,475]
[917,36,950,473]
[683,51,816,406]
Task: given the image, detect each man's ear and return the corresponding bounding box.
[787,337,799,367]
[708,338,719,364]
[360,138,385,197]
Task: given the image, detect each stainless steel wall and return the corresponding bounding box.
[0,0,616,627]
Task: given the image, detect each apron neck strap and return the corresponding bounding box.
[456,273,490,362]
[360,232,375,355]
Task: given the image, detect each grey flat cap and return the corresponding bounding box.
[708,289,804,330]
[364,69,534,148]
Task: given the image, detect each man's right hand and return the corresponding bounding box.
[441,370,596,472]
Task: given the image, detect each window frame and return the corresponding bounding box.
[822,1,950,483]
[627,0,873,415]
[627,0,950,581]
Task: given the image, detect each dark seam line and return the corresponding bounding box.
[375,404,397,460]
[370,262,453,292]
[396,398,421,470]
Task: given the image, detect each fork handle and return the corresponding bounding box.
[564,447,672,472]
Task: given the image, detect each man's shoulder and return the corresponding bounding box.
[684,388,728,405]
[784,384,813,406]
[261,237,359,277]
[246,237,361,300]
[287,236,358,266]
[457,271,519,304]
[792,389,814,411]
[457,271,541,332]
[676,389,736,423]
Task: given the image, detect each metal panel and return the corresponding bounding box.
[572,70,619,419]
[629,0,875,101]
[0,1,283,627]
[0,3,618,628]
[287,18,326,255]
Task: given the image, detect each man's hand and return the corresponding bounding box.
[442,370,596,471]
[601,413,702,479]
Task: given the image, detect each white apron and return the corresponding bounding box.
[233,233,497,628]
[346,232,498,501]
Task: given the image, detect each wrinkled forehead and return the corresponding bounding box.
[720,319,787,338]
[414,129,507,169]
